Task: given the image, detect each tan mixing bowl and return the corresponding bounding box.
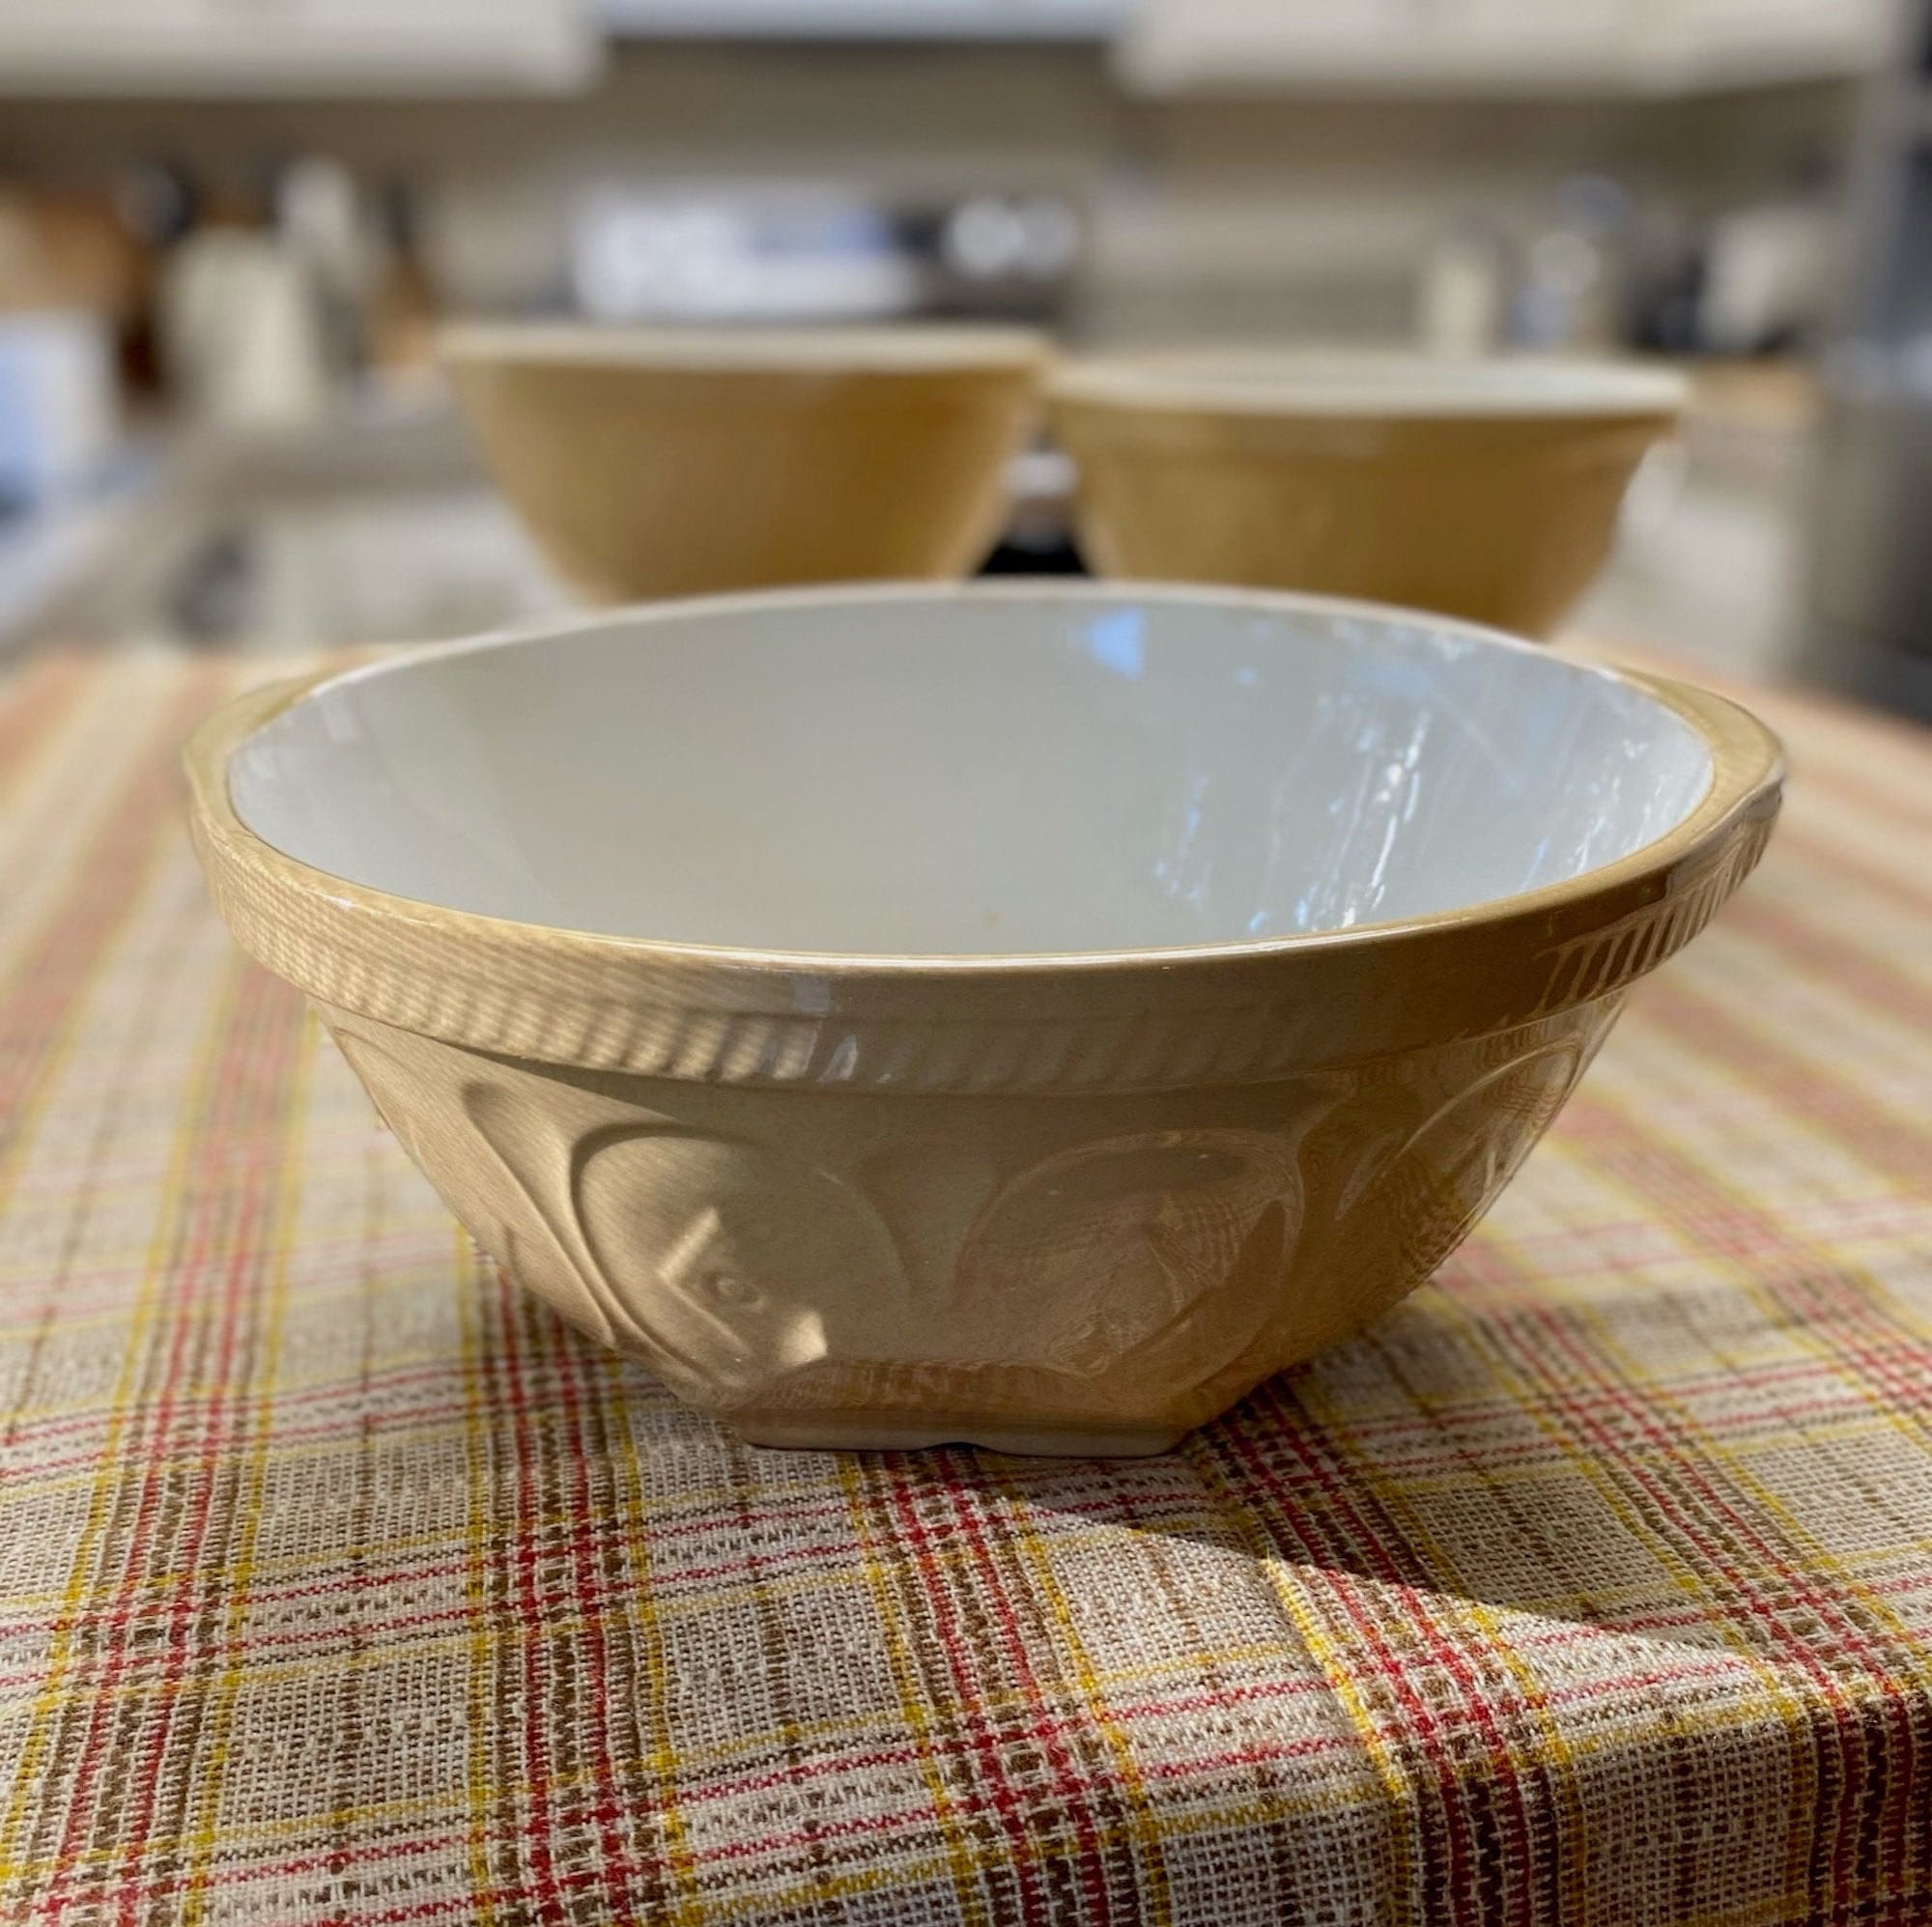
[1047,351,1688,637]
[441,323,1049,602]
[186,583,1779,1458]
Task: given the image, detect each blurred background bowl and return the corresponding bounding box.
[1047,351,1687,636]
[440,322,1048,601]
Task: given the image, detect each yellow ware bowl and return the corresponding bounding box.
[440,322,1050,602]
[187,583,1779,1458]
[1047,351,1688,638]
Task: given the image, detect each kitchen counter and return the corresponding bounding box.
[0,387,569,657]
[8,372,1823,700]
[0,453,164,653]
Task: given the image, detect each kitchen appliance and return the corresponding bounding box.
[569,184,1082,327]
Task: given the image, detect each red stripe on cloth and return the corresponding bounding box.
[1631,973,1932,1191]
[1776,822,1932,924]
[1548,1083,1932,1913]
[1721,894,1932,1043]
[0,654,90,812]
[0,664,231,1176]
[36,960,307,1925]
[547,1300,649,1913]
[494,1290,571,1926]
[876,1459,1060,1927]
[1208,1397,1542,1927]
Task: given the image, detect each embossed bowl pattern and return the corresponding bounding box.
[185,584,1782,1456]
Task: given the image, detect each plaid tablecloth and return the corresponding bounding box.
[0,644,1928,1927]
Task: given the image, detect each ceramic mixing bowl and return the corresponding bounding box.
[187,583,1779,1456]
[440,323,1048,601]
[1046,352,1688,637]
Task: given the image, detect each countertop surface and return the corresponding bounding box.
[1,360,1827,694]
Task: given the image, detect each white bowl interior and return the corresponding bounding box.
[1051,350,1689,419]
[228,589,1713,959]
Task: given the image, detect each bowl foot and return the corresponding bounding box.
[730,1414,1192,1458]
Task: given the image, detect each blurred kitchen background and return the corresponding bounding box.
[2,0,1929,717]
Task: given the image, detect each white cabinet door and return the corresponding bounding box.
[1119,0,1639,92]
[0,0,599,93]
[1118,0,1888,92]
[1450,0,1629,48]
[1670,0,1891,83]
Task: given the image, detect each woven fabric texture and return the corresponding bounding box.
[0,645,1928,1927]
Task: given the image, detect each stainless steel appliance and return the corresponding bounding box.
[1804,0,1932,721]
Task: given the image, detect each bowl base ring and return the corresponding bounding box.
[731,1414,1191,1459]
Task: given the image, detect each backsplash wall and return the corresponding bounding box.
[0,43,1858,342]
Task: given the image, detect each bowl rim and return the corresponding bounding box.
[185,581,1782,1091]
[438,320,1055,376]
[1046,349,1690,421]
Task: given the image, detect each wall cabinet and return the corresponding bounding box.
[1118,0,1892,95]
[0,0,598,94]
